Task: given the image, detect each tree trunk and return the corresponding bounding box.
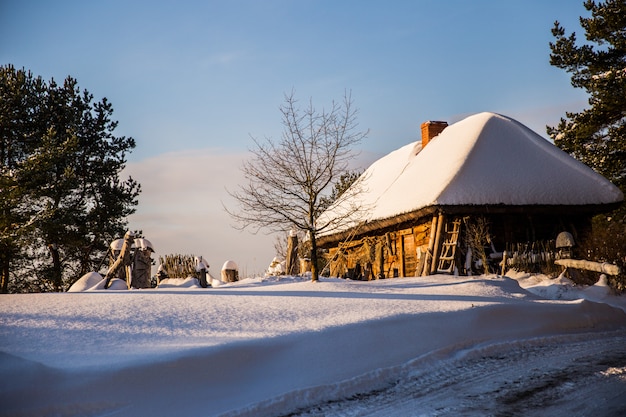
[79,243,95,277]
[310,232,319,282]
[48,244,62,292]
[1,257,9,293]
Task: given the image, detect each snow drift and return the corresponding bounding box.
[1,274,626,416]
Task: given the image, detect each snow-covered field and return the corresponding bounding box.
[1,272,626,417]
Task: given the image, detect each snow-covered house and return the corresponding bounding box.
[317,112,624,279]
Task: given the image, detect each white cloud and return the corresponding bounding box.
[123,148,276,277]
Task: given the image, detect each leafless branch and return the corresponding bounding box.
[225,90,368,280]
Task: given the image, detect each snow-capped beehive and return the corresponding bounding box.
[221,260,239,283]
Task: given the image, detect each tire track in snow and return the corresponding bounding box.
[284,332,626,417]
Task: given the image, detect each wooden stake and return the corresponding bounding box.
[430,213,445,275]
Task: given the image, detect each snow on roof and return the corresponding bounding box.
[319,112,623,236]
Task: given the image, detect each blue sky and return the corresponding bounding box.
[1,0,590,275]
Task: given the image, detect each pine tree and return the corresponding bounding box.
[0,65,141,292]
[318,170,362,213]
[0,66,44,292]
[548,0,626,287]
[548,0,626,190]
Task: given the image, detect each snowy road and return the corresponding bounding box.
[285,332,626,417]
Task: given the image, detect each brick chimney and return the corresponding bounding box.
[420,121,448,147]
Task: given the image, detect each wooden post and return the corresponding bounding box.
[554,259,621,275]
[430,213,445,275]
[500,250,508,276]
[378,242,385,279]
[422,214,439,276]
[415,247,424,277]
[400,235,406,277]
[285,230,299,276]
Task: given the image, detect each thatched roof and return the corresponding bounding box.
[317,112,623,245]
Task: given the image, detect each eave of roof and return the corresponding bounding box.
[316,201,623,247]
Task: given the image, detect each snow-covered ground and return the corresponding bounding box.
[1,272,626,417]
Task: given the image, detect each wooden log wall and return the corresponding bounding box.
[326,220,432,279]
[325,211,596,279]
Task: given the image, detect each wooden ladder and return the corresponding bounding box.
[437,218,461,273]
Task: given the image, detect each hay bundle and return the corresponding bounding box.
[159,254,198,279]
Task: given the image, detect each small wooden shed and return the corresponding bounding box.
[317,112,623,278]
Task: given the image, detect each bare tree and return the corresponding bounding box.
[227,91,368,281]
[464,216,491,275]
